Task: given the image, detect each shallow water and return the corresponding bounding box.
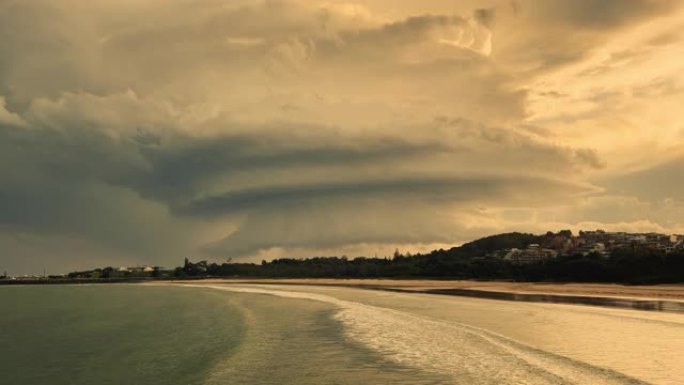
[412,287,684,313]
[0,285,245,385]
[0,285,447,385]
[202,284,684,385]
[2,284,683,385]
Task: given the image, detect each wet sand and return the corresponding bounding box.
[173,278,684,302]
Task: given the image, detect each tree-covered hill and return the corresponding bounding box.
[53,231,684,284]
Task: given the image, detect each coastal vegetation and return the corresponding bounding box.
[176,232,684,284]
[5,231,684,284]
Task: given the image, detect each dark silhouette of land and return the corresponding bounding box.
[4,230,684,285]
[172,231,684,284]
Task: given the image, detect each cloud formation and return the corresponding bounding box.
[0,0,682,274]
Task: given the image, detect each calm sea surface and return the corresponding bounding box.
[2,284,683,385]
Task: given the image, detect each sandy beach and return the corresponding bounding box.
[167,280,684,384]
[169,278,684,302]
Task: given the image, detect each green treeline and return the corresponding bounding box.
[178,232,684,284]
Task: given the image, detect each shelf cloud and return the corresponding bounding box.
[1,0,682,273]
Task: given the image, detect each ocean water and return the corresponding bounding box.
[2,284,683,385]
[0,285,447,385]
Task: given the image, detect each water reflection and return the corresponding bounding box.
[395,288,684,313]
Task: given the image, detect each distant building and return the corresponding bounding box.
[504,244,557,264]
[576,242,607,257]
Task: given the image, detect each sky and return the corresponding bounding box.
[1,0,684,274]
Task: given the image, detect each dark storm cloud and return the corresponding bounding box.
[0,116,598,213]
[130,133,447,203]
[0,114,600,265]
[179,175,584,218]
[495,0,681,75]
[198,176,591,256]
[532,0,677,28]
[605,157,684,201]
[0,124,190,258]
[1,0,679,273]
[1,122,434,207]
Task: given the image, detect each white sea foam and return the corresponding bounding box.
[190,284,648,385]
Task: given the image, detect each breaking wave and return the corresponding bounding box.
[191,285,648,385]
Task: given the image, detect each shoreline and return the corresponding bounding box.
[166,278,684,314]
[7,277,684,300]
[166,278,684,300]
[6,277,684,312]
